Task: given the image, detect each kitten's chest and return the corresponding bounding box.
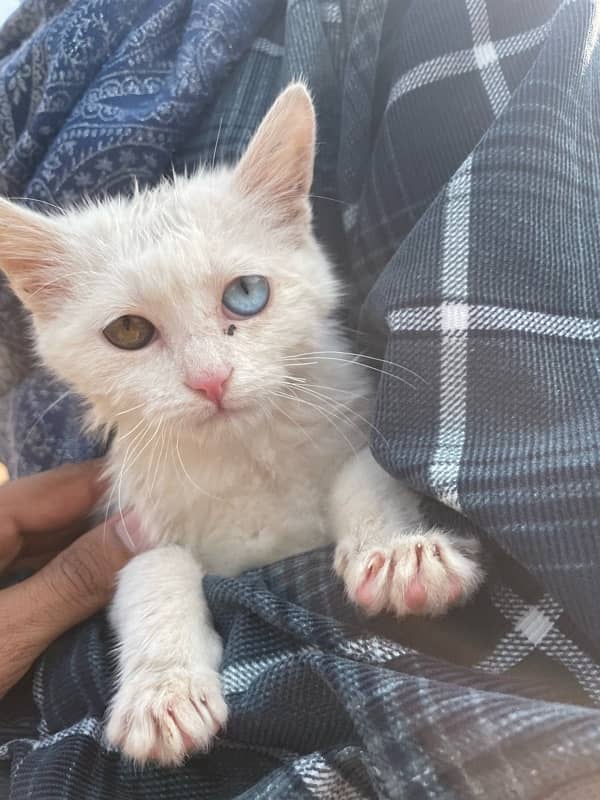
[187,472,329,575]
[126,441,337,576]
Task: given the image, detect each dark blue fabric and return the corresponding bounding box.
[1,0,600,797]
[0,0,276,200]
[365,0,600,643]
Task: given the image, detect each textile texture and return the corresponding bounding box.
[1,0,600,797]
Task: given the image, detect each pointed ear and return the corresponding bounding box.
[0,198,68,316]
[234,83,316,228]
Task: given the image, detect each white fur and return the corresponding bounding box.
[0,84,484,766]
[105,546,226,764]
[331,448,483,617]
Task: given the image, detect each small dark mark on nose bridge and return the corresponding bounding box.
[226,324,237,336]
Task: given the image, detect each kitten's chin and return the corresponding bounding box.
[186,403,255,434]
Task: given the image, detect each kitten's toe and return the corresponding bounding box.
[338,528,483,618]
[337,548,390,615]
[106,667,228,766]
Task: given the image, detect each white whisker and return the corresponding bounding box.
[282,350,428,385]
[104,421,151,549]
[117,415,147,442]
[175,433,226,504]
[282,354,418,390]
[211,117,224,170]
[27,271,84,298]
[115,402,146,417]
[144,415,165,499]
[290,386,369,445]
[265,392,319,449]
[271,389,360,457]
[8,197,65,214]
[115,420,160,548]
[308,193,350,207]
[285,382,387,445]
[282,376,358,395]
[18,390,72,462]
[148,421,168,498]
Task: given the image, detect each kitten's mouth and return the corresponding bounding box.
[191,404,241,426]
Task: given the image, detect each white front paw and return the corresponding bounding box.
[105,666,228,766]
[335,527,484,618]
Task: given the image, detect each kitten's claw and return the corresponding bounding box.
[335,528,483,618]
[105,667,228,766]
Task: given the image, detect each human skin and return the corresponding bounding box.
[0,461,133,697]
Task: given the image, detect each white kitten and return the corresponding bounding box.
[0,84,483,766]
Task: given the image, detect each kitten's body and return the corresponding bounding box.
[111,331,371,576]
[0,84,483,766]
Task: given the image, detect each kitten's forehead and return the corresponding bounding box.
[68,175,289,322]
[73,174,259,276]
[76,175,222,249]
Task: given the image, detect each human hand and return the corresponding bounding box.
[0,461,134,698]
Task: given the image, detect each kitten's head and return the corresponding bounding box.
[0,84,340,437]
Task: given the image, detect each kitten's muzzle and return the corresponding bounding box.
[184,369,232,409]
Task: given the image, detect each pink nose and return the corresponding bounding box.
[185,370,231,407]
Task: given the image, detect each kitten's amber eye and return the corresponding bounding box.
[103,315,155,350]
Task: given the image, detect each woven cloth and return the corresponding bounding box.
[1,0,600,797]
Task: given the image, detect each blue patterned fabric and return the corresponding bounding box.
[1,0,600,797]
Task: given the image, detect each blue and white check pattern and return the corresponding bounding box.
[1,0,600,797]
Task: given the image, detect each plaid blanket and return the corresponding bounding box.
[1,0,600,797]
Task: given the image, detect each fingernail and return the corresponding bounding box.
[111,511,142,553]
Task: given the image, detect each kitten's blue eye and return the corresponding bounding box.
[222,275,270,318]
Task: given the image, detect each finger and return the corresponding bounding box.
[0,460,105,548]
[11,549,66,572]
[10,519,104,571]
[0,513,136,699]
[0,523,84,573]
[0,536,22,573]
[18,520,86,558]
[0,461,105,566]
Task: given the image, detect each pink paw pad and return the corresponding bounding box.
[336,531,481,620]
[404,575,428,611]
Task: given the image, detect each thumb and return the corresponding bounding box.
[15,513,136,649]
[0,514,136,699]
